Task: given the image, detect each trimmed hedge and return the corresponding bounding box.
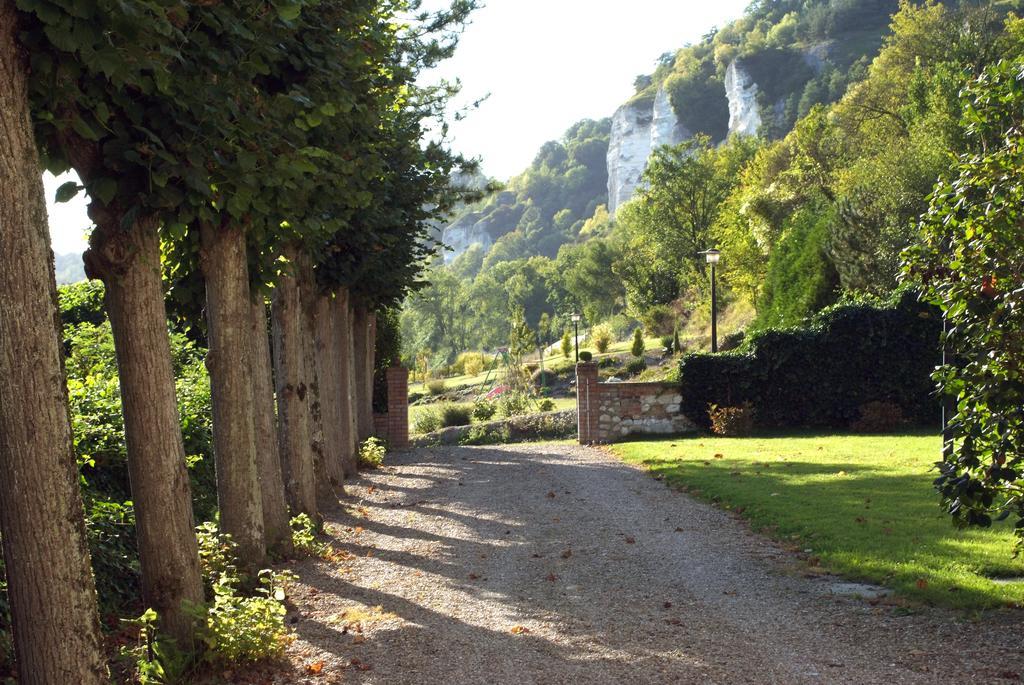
[679,290,942,429]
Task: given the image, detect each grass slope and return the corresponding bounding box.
[612,432,1024,610]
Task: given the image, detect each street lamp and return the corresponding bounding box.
[702,249,721,353]
[571,312,582,362]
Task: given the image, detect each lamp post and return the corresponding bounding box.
[571,313,581,363]
[703,249,721,353]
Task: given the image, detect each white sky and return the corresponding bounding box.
[46,0,749,255]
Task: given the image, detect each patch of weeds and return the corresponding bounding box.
[358,437,387,469]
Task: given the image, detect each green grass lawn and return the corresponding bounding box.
[612,432,1024,610]
[409,396,577,435]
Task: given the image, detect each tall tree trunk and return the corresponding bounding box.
[84,220,204,646]
[333,289,358,477]
[198,222,265,571]
[248,296,293,555]
[352,305,374,442]
[0,7,107,680]
[296,254,336,506]
[271,244,317,520]
[314,293,345,487]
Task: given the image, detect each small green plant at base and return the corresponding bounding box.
[358,437,387,469]
[561,330,572,358]
[538,398,555,412]
[195,522,238,591]
[196,570,293,665]
[290,513,328,558]
[472,399,496,421]
[426,379,446,396]
[592,323,613,353]
[631,328,645,358]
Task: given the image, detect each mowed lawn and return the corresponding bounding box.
[612,432,1024,610]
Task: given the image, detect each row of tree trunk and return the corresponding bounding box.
[1,17,381,674]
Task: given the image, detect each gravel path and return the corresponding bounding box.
[277,443,1024,684]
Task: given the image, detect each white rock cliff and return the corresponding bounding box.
[606,87,688,215]
[725,60,762,137]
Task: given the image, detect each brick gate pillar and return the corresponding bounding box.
[385,367,409,449]
[576,362,600,444]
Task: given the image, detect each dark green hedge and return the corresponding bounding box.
[679,290,942,429]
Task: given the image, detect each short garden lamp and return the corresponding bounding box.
[703,249,721,353]
[571,312,582,363]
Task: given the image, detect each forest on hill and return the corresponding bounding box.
[402,0,1024,369]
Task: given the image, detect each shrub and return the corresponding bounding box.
[412,406,442,434]
[472,400,496,421]
[453,351,487,376]
[631,328,645,358]
[679,290,940,429]
[592,323,613,353]
[459,424,512,446]
[358,437,387,469]
[441,404,472,428]
[579,351,593,362]
[625,358,647,375]
[196,570,292,665]
[661,335,674,354]
[560,330,572,358]
[709,403,756,436]
[497,391,531,418]
[538,398,555,412]
[850,401,905,434]
[426,379,446,396]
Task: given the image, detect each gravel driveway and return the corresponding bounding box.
[278,443,1024,684]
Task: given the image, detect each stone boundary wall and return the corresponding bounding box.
[576,362,696,444]
[372,367,409,449]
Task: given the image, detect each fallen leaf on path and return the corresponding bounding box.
[350,658,372,671]
[354,526,364,534]
[561,549,572,559]
[625,537,636,544]
[352,635,366,645]
[714,453,724,459]
[510,625,530,634]
[674,527,684,532]
[468,573,480,580]
[306,661,324,674]
[546,491,556,498]
[546,573,558,582]
[663,601,672,608]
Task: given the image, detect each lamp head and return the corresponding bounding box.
[704,249,721,265]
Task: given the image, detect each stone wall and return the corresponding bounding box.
[372,367,409,449]
[576,362,696,444]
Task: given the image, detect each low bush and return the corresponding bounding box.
[709,403,756,436]
[625,358,647,375]
[441,404,472,428]
[358,437,387,468]
[497,391,531,418]
[459,424,512,446]
[289,514,329,558]
[538,398,555,412]
[472,400,496,421]
[592,324,613,353]
[579,351,593,362]
[661,335,674,354]
[850,401,906,434]
[412,406,442,434]
[426,379,446,396]
[679,290,940,429]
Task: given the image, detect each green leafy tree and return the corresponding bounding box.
[561,330,572,358]
[907,55,1024,543]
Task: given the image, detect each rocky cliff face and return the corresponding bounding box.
[725,60,762,137]
[606,87,688,215]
